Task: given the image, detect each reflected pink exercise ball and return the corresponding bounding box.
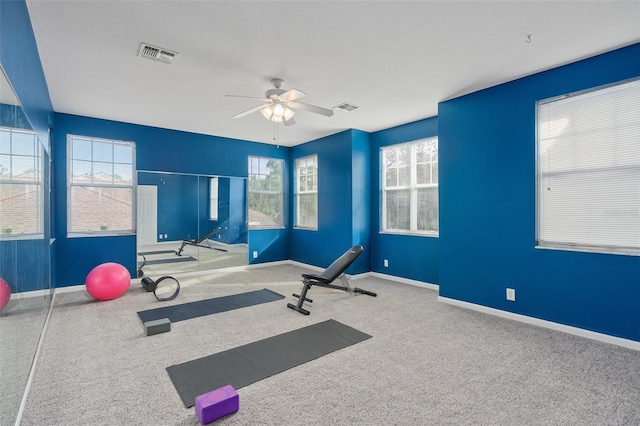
[85,262,131,301]
[0,278,11,311]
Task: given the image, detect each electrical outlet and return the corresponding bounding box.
[506,288,516,301]
[158,234,163,239]
[383,259,389,267]
[253,251,258,259]
[164,234,167,239]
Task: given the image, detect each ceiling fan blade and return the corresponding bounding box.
[279,89,306,102]
[288,101,334,117]
[225,94,269,101]
[283,117,296,127]
[232,103,270,119]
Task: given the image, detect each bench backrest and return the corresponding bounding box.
[195,227,221,244]
[319,245,363,283]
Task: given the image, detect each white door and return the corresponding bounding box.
[137,185,158,246]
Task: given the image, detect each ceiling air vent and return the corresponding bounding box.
[138,43,178,64]
[334,102,359,112]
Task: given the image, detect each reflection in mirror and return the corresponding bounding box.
[0,66,51,425]
[137,171,248,278]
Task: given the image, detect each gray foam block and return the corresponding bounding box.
[144,318,171,336]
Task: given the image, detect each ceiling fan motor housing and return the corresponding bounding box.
[265,88,287,99]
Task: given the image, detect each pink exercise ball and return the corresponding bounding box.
[0,278,11,311]
[85,262,131,301]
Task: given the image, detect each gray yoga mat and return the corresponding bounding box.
[137,288,285,324]
[139,250,177,255]
[166,319,372,408]
[144,256,197,265]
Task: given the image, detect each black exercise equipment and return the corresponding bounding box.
[287,245,377,315]
[145,256,197,265]
[176,227,225,256]
[141,276,181,301]
[137,253,146,278]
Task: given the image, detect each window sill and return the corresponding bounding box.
[249,226,286,231]
[67,232,135,238]
[536,244,640,257]
[380,230,439,238]
[294,227,318,231]
[0,233,45,241]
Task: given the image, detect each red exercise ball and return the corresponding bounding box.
[0,278,11,311]
[85,262,131,301]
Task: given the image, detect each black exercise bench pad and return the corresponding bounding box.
[166,319,372,407]
[137,289,284,324]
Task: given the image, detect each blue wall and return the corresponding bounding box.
[0,0,53,144]
[0,0,54,293]
[350,130,371,274]
[369,118,439,284]
[52,113,289,286]
[203,176,248,245]
[438,43,640,341]
[226,177,248,245]
[0,103,31,129]
[289,130,370,274]
[138,172,199,242]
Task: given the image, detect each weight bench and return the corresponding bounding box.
[176,227,223,256]
[287,245,377,315]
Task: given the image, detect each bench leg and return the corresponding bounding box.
[287,282,312,315]
[354,287,377,297]
[176,241,186,256]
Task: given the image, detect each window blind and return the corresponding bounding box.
[537,79,640,254]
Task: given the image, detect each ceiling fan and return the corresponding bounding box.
[226,78,334,126]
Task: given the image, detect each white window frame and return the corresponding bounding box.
[248,156,284,229]
[536,78,640,256]
[381,137,439,236]
[209,177,219,221]
[295,155,318,230]
[67,134,136,236]
[0,127,43,238]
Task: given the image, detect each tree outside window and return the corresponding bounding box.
[248,156,284,229]
[382,138,438,235]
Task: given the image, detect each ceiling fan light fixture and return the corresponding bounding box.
[261,103,295,123]
[283,106,295,121]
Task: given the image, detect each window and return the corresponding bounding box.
[0,127,43,236]
[382,138,438,234]
[295,155,318,229]
[537,78,640,255]
[248,156,284,229]
[209,177,219,220]
[67,135,135,234]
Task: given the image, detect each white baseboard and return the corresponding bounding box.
[286,259,325,273]
[247,260,291,269]
[54,284,85,294]
[350,271,372,280]
[9,288,53,299]
[48,258,640,351]
[438,296,640,352]
[370,272,439,291]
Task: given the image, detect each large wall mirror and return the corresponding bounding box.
[0,66,52,424]
[137,171,248,277]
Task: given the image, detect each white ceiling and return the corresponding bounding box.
[25,1,640,147]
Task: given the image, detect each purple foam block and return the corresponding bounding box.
[195,384,239,424]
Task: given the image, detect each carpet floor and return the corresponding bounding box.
[20,264,640,425]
